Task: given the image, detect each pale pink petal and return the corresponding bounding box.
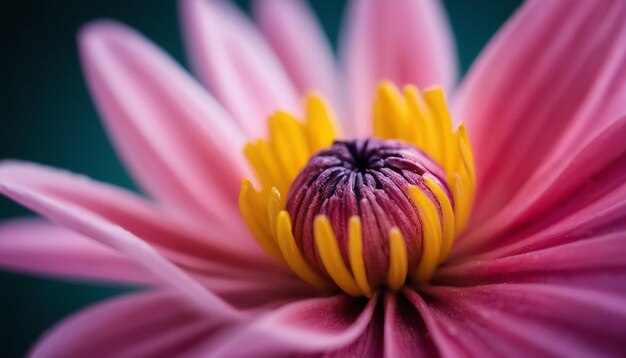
[180,0,299,138]
[254,0,340,111]
[0,161,275,273]
[79,20,249,226]
[456,116,626,255]
[341,0,457,136]
[31,291,225,357]
[439,232,626,296]
[0,218,153,284]
[455,0,626,229]
[0,215,314,310]
[412,284,626,357]
[0,163,244,318]
[191,293,379,356]
[382,293,434,358]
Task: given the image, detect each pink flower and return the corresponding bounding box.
[2,0,626,356]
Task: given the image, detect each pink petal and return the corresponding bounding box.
[0,217,315,312]
[180,0,299,138]
[326,304,383,358]
[456,116,626,256]
[455,0,626,230]
[413,284,626,357]
[0,161,274,273]
[253,0,340,112]
[439,232,626,296]
[382,293,434,358]
[31,291,226,357]
[192,293,379,356]
[79,20,249,226]
[0,218,153,284]
[341,0,457,136]
[0,162,244,318]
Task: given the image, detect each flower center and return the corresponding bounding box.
[239,82,476,297]
[285,138,449,287]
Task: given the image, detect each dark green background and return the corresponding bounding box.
[0,0,521,356]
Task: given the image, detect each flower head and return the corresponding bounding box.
[240,84,475,296]
[1,0,626,356]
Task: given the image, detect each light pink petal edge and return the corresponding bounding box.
[80,20,250,227]
[0,218,153,284]
[341,0,457,136]
[180,0,300,138]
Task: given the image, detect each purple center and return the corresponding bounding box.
[286,138,448,285]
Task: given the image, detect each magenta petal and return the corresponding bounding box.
[326,303,383,358]
[253,0,340,113]
[415,284,626,357]
[180,0,299,138]
[0,163,244,318]
[439,232,626,296]
[193,294,379,356]
[31,291,225,357]
[455,0,626,229]
[341,0,457,136]
[456,116,626,256]
[79,20,249,226]
[0,218,152,284]
[382,293,434,358]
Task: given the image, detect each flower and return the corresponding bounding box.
[1,0,626,356]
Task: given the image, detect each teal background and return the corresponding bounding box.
[0,0,521,356]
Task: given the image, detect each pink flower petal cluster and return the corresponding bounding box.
[1,0,626,356]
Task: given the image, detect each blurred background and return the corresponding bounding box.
[0,0,521,356]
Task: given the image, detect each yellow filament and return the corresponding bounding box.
[244,141,278,190]
[408,185,442,282]
[276,211,330,289]
[453,173,470,233]
[374,82,409,140]
[239,179,283,262]
[269,112,310,179]
[314,216,362,296]
[423,88,455,178]
[267,187,282,239]
[403,86,428,146]
[305,94,337,152]
[347,216,373,297]
[423,175,455,263]
[457,124,476,190]
[387,227,408,291]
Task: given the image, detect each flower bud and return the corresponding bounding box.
[285,138,450,286]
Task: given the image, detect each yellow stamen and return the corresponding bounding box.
[457,124,477,191]
[453,173,470,233]
[408,185,442,282]
[276,211,330,289]
[314,215,362,296]
[424,88,455,179]
[304,94,337,152]
[267,187,282,239]
[423,175,455,263]
[374,82,409,140]
[269,112,309,179]
[239,179,283,262]
[348,216,373,297]
[244,140,280,190]
[403,86,428,146]
[387,227,408,291]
